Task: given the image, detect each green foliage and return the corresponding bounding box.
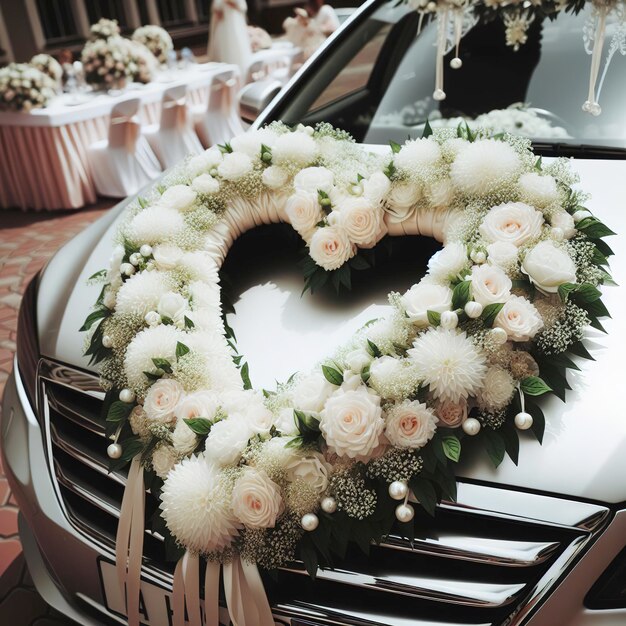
[520,376,552,396]
[451,280,471,310]
[322,364,343,386]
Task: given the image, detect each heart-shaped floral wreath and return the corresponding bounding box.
[83,123,614,626]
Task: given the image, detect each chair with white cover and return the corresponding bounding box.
[194,68,245,148]
[144,85,204,169]
[88,98,162,198]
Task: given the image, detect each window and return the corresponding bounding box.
[35,0,80,43]
[195,0,211,22]
[85,0,128,29]
[157,0,189,26]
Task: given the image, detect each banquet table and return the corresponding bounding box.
[0,63,240,211]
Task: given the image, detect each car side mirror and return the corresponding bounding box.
[239,79,282,124]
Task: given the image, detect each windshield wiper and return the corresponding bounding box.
[532,142,626,160]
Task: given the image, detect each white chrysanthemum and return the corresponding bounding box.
[115,271,172,317]
[187,148,222,177]
[151,444,179,479]
[186,331,241,392]
[518,172,559,208]
[427,242,468,282]
[158,185,197,212]
[394,138,441,173]
[188,279,221,314]
[127,206,186,245]
[217,152,253,181]
[171,419,198,455]
[476,366,515,411]
[230,128,278,158]
[272,131,319,166]
[450,139,521,195]
[293,166,334,194]
[191,173,220,195]
[160,457,240,553]
[124,324,186,388]
[262,165,289,189]
[368,356,419,401]
[408,328,487,403]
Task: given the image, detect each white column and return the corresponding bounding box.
[24,0,46,50]
[184,0,199,23]
[145,0,161,25]
[0,5,14,61]
[70,0,91,38]
[125,0,142,29]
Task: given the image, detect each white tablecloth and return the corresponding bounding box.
[0,63,239,211]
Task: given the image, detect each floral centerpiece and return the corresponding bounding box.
[89,17,121,40]
[0,63,57,112]
[81,36,133,90]
[29,53,63,88]
[83,122,614,626]
[132,25,174,65]
[122,39,159,84]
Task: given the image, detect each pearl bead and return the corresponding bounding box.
[514,411,533,430]
[589,102,601,116]
[471,250,486,264]
[119,388,135,404]
[388,481,409,501]
[301,513,319,531]
[351,184,363,196]
[440,311,458,330]
[320,496,337,514]
[426,1,436,10]
[107,443,123,459]
[573,210,591,223]
[491,327,508,345]
[450,57,463,69]
[551,227,564,241]
[120,263,135,276]
[462,417,481,436]
[129,252,141,266]
[139,244,153,257]
[102,335,113,348]
[395,503,415,523]
[144,311,161,326]
[464,301,483,319]
[433,88,446,101]
[582,100,593,113]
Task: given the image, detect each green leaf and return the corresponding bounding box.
[121,437,144,462]
[361,364,370,384]
[151,357,172,374]
[421,119,433,139]
[349,255,370,270]
[88,269,107,281]
[241,362,252,390]
[558,282,579,302]
[299,540,319,579]
[175,342,190,359]
[106,400,133,423]
[441,435,461,462]
[427,310,441,327]
[79,307,110,332]
[322,364,343,386]
[410,477,437,516]
[520,376,552,396]
[526,400,545,444]
[451,280,471,310]
[184,316,195,329]
[500,425,520,465]
[576,217,616,239]
[568,341,595,360]
[366,339,382,358]
[183,418,213,436]
[389,140,402,154]
[481,302,504,327]
[483,429,506,468]
[143,370,162,381]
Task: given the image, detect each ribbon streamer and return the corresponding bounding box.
[583,4,609,115]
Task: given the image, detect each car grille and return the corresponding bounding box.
[38,358,611,626]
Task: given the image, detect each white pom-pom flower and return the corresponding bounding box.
[293,166,334,194]
[191,174,220,195]
[272,131,318,166]
[427,242,468,282]
[394,138,442,173]
[115,271,173,317]
[158,185,197,212]
[127,206,185,245]
[476,366,515,411]
[217,152,253,181]
[518,172,559,208]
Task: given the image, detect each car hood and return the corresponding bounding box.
[37,157,626,504]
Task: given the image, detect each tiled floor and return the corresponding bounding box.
[0,202,113,625]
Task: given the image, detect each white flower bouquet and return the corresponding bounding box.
[0,63,57,112]
[132,25,174,65]
[81,36,132,90]
[89,17,121,41]
[29,53,63,87]
[122,39,159,84]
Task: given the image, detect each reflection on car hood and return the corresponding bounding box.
[37,158,626,503]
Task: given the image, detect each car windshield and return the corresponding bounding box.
[269,0,626,153]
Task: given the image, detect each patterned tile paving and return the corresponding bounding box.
[0,202,113,625]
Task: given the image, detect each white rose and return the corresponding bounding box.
[363,171,391,205]
[385,400,437,449]
[368,356,404,394]
[191,173,220,194]
[336,197,386,247]
[386,182,421,221]
[285,451,330,493]
[400,281,453,327]
[159,185,197,212]
[522,240,577,294]
[309,225,355,270]
[427,242,468,281]
[479,202,544,247]
[494,295,544,341]
[171,420,197,455]
[291,371,336,414]
[204,416,253,465]
[188,148,222,177]
[262,165,288,189]
[231,468,284,528]
[470,264,512,306]
[151,445,178,479]
[293,166,334,194]
[275,407,299,435]
[244,400,274,436]
[152,244,183,270]
[319,385,384,459]
[217,152,253,181]
[476,366,515,411]
[174,391,220,421]
[487,241,518,269]
[143,378,185,423]
[518,172,559,208]
[285,191,323,240]
[435,400,467,428]
[344,348,373,373]
[272,131,318,166]
[157,291,189,324]
[550,211,576,240]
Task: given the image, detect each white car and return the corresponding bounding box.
[2,1,626,625]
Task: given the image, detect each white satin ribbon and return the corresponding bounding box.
[115,456,145,626]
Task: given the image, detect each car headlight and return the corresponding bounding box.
[586,546,626,609]
[15,273,39,409]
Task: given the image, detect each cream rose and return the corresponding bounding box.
[494,295,544,341]
[487,241,518,269]
[363,171,391,205]
[476,366,515,411]
[171,420,197,455]
[275,407,299,435]
[157,291,189,324]
[262,165,288,189]
[174,391,220,422]
[319,386,384,459]
[479,202,544,247]
[158,185,197,212]
[285,451,330,493]
[337,197,386,247]
[152,244,183,270]
[191,173,220,195]
[470,264,512,306]
[285,190,323,240]
[204,416,253,466]
[309,225,354,270]
[435,400,467,428]
[550,211,576,240]
[427,242,468,281]
[386,182,421,221]
[151,445,178,479]
[143,378,185,423]
[400,281,453,327]
[294,166,334,194]
[291,371,336,414]
[385,400,437,449]
[344,348,373,373]
[231,468,284,528]
[217,152,253,181]
[522,240,577,294]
